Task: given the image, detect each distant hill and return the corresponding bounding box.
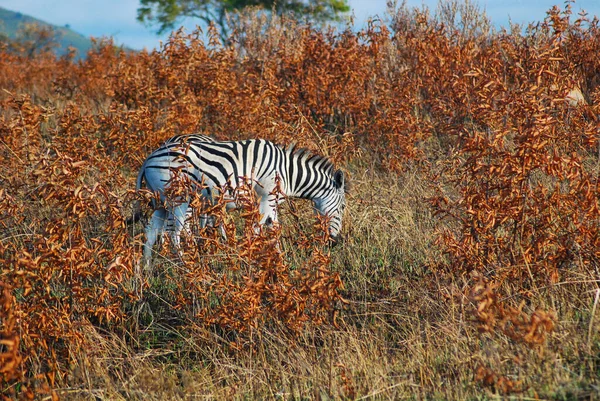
[0,6,93,59]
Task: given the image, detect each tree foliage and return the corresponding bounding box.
[137,0,350,38]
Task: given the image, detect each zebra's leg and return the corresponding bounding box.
[199,187,228,241]
[169,202,190,259]
[199,214,210,229]
[196,188,213,240]
[214,215,227,240]
[144,208,167,265]
[199,214,227,240]
[257,198,282,251]
[259,198,278,230]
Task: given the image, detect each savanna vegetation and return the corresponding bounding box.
[2,1,600,399]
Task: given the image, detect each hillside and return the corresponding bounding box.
[0,6,93,58]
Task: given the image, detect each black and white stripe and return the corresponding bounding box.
[135,134,348,263]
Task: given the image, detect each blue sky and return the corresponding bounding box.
[0,0,598,50]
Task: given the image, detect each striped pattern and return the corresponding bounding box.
[136,134,347,263]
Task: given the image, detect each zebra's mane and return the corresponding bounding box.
[286,142,337,176]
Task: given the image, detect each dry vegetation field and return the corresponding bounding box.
[2,1,600,399]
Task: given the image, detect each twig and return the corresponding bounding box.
[587,288,600,351]
[356,382,412,400]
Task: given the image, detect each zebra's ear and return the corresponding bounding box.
[334,170,345,190]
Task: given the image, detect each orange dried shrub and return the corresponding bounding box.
[0,95,45,164]
[88,16,426,168]
[0,282,22,384]
[0,8,434,170]
[429,4,600,284]
[396,3,600,393]
[469,273,554,345]
[474,364,524,395]
[0,51,59,101]
[6,149,138,368]
[0,93,140,391]
[146,175,344,340]
[1,18,365,388]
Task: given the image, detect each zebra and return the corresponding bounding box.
[132,134,348,264]
[129,133,217,242]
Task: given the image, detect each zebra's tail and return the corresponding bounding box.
[126,165,146,226]
[126,201,143,225]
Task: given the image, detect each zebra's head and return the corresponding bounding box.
[314,169,347,244]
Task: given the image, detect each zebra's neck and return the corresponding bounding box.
[282,145,335,201]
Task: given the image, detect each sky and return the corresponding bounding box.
[0,0,599,51]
